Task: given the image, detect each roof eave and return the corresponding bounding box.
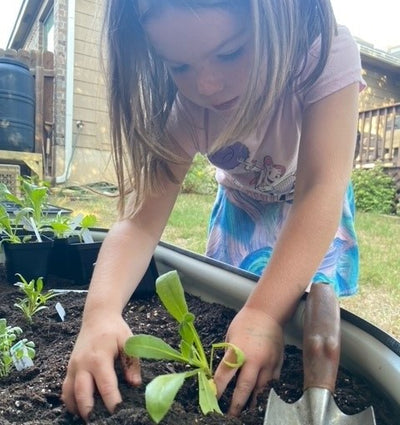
[359,45,400,73]
[8,0,44,50]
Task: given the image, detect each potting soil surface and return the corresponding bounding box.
[0,267,397,424]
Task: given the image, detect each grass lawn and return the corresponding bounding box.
[50,188,400,341]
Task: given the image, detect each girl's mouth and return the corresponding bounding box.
[212,97,239,111]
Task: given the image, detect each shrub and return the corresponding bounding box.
[352,166,397,215]
[182,154,217,195]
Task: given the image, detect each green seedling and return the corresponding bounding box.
[47,211,74,238]
[0,177,49,229]
[45,210,81,239]
[43,210,97,241]
[0,178,48,242]
[18,176,49,226]
[0,318,35,377]
[77,213,97,242]
[0,203,32,244]
[124,270,245,424]
[14,274,57,323]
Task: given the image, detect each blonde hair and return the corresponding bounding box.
[102,0,336,218]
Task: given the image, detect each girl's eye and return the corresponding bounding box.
[218,46,244,62]
[169,64,189,74]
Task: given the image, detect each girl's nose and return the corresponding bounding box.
[196,67,224,96]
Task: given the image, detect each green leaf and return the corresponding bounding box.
[146,372,188,423]
[198,371,222,415]
[36,277,44,293]
[0,318,7,333]
[81,214,97,228]
[179,319,195,359]
[155,270,189,323]
[30,186,48,206]
[212,342,245,368]
[124,334,186,362]
[0,183,22,205]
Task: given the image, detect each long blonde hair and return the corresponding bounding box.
[102,0,336,217]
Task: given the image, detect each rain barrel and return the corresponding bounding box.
[0,57,35,152]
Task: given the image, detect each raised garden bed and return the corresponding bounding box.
[0,239,399,424]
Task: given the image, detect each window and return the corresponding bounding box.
[43,8,54,52]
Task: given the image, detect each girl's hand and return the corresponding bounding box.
[61,313,141,420]
[213,305,284,416]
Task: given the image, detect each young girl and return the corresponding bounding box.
[62,0,364,419]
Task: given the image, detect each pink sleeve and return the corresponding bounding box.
[303,25,366,108]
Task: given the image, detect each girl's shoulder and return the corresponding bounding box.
[308,25,357,58]
[302,25,366,107]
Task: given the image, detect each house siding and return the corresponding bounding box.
[13,3,399,184]
[17,0,115,185]
[65,0,115,185]
[21,0,68,179]
[359,62,400,111]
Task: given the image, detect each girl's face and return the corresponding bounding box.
[144,6,253,113]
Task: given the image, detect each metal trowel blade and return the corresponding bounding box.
[263,388,376,425]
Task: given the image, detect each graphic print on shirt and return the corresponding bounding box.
[209,142,295,196]
[246,155,295,195]
[208,141,250,169]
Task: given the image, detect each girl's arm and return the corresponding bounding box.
[84,156,191,319]
[247,82,359,322]
[62,159,191,419]
[215,82,360,415]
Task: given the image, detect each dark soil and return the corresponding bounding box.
[0,266,397,425]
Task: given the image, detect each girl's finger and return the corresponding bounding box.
[213,347,241,398]
[73,370,96,420]
[250,367,276,408]
[61,374,79,416]
[227,363,259,417]
[93,365,122,415]
[120,351,142,386]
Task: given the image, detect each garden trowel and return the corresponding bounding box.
[263,283,376,425]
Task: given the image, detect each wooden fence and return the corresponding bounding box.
[0,49,54,179]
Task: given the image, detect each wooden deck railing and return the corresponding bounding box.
[356,103,400,168]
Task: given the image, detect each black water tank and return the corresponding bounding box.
[0,57,35,152]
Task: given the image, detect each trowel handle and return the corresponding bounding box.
[303,283,341,393]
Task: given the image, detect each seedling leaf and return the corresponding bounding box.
[213,342,246,368]
[81,214,97,228]
[179,319,196,359]
[198,371,222,415]
[125,334,186,362]
[146,372,189,423]
[155,270,189,323]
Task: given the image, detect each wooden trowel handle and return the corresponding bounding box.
[303,283,341,393]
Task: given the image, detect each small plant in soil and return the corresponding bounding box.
[75,213,97,242]
[125,270,245,424]
[0,203,31,244]
[0,318,35,377]
[0,177,49,230]
[44,210,97,241]
[13,273,57,323]
[45,210,79,239]
[0,177,98,242]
